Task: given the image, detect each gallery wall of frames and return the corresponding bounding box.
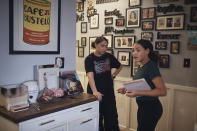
[76,0,197,87]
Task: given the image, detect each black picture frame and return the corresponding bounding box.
[156,14,185,31]
[105,17,113,25]
[77,2,84,12]
[141,7,156,20]
[90,14,99,29]
[170,41,180,54]
[114,36,135,49]
[116,18,125,26]
[78,47,84,57]
[159,54,170,68]
[9,0,61,54]
[141,32,153,42]
[126,8,141,28]
[142,21,154,31]
[81,37,86,46]
[117,51,131,66]
[81,22,87,33]
[155,41,168,50]
[89,37,97,54]
[190,7,197,22]
[129,0,141,7]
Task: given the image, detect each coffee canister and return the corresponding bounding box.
[23,0,51,45]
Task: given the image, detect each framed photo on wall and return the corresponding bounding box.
[170,41,180,54]
[116,19,125,26]
[159,54,169,68]
[155,41,168,50]
[77,2,84,12]
[81,37,86,46]
[142,21,154,31]
[126,8,140,28]
[141,32,153,41]
[90,14,99,29]
[156,14,185,30]
[102,34,113,48]
[129,0,141,7]
[117,51,131,66]
[105,17,113,25]
[190,7,197,22]
[89,37,97,54]
[141,7,156,20]
[78,47,84,57]
[187,31,197,50]
[9,0,60,54]
[114,36,135,49]
[81,22,87,33]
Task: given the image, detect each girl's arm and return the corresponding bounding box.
[87,72,103,101]
[126,76,167,97]
[112,65,123,79]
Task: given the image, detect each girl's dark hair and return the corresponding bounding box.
[136,39,158,63]
[91,36,108,48]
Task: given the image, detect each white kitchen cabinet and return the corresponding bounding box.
[0,101,99,131]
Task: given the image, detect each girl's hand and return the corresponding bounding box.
[126,90,138,97]
[93,91,104,101]
[117,88,127,94]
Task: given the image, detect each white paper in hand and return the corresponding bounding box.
[123,78,151,91]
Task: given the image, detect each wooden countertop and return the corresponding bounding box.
[0,93,97,123]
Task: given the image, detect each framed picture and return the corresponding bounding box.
[103,35,113,48]
[170,41,180,54]
[155,41,168,50]
[9,0,60,54]
[77,2,84,12]
[105,17,113,25]
[141,32,153,41]
[159,54,169,68]
[156,14,185,30]
[114,36,135,49]
[154,0,178,4]
[190,7,197,22]
[90,14,99,29]
[116,19,125,26]
[81,22,87,33]
[142,21,154,31]
[187,31,197,50]
[129,0,141,7]
[126,8,140,28]
[78,47,84,57]
[141,7,156,20]
[89,37,97,54]
[55,57,64,68]
[117,51,131,66]
[81,37,86,46]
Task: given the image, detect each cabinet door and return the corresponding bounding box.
[67,113,99,131]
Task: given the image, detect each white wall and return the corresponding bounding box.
[0,0,76,85]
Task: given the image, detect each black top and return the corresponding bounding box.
[133,60,161,101]
[85,53,121,95]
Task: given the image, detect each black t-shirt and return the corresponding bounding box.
[85,53,121,95]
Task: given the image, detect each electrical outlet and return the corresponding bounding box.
[184,58,190,68]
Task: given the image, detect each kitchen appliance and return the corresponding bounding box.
[0,84,29,111]
[23,81,39,103]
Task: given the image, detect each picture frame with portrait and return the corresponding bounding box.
[117,51,131,66]
[170,41,180,54]
[141,32,153,41]
[114,36,135,49]
[105,17,113,25]
[156,14,185,30]
[116,19,125,26]
[141,7,156,20]
[89,37,97,54]
[155,41,168,50]
[78,47,84,57]
[142,21,154,31]
[77,2,84,12]
[126,8,140,28]
[190,7,197,22]
[81,37,86,46]
[55,57,64,68]
[81,22,87,33]
[129,0,141,7]
[90,14,99,29]
[159,54,169,68]
[102,34,113,48]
